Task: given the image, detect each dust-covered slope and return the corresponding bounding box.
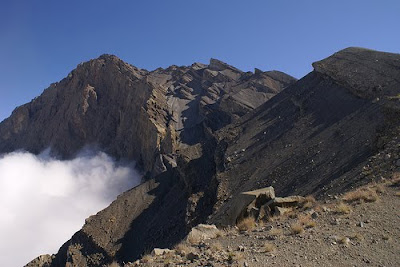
[211,47,400,225]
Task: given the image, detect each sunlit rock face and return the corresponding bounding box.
[0,55,295,174]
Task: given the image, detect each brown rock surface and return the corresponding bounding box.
[14,56,294,266]
[0,55,295,173]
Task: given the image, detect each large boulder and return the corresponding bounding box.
[186,224,221,243]
[211,187,275,226]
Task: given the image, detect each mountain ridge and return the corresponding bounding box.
[1,47,399,266]
[0,55,295,173]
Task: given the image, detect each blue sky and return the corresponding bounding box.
[0,0,399,122]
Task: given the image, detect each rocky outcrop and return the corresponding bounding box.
[25,255,53,267]
[15,56,294,267]
[213,186,309,226]
[213,187,275,225]
[0,55,295,174]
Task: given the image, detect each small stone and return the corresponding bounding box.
[322,206,330,212]
[265,225,273,231]
[363,258,371,264]
[341,237,350,245]
[358,222,365,228]
[187,252,199,261]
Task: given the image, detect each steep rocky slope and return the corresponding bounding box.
[0,56,294,173]
[0,55,294,266]
[211,47,400,225]
[17,47,400,266]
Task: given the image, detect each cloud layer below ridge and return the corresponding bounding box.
[0,150,141,267]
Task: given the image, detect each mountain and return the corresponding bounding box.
[3,47,399,266]
[0,55,294,266]
[0,56,294,173]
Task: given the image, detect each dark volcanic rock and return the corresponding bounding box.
[211,47,400,225]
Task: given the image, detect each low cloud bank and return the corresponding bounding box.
[0,150,141,267]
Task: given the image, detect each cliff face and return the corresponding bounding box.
[0,56,295,173]
[16,47,400,266]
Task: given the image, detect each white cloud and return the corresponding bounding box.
[0,150,141,267]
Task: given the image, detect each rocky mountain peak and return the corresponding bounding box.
[17,47,400,266]
[0,55,295,173]
[209,58,241,73]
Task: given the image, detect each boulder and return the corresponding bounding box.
[151,248,175,256]
[186,252,199,261]
[230,187,276,224]
[267,196,305,208]
[186,224,220,243]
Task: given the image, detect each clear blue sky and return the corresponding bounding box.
[0,0,399,122]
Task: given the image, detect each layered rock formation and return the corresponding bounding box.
[0,56,294,173]
[7,47,400,266]
[0,55,294,266]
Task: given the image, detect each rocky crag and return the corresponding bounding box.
[0,56,294,172]
[0,55,294,266]
[1,47,399,266]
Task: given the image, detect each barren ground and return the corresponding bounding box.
[130,178,400,267]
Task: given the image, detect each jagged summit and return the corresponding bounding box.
[0,55,295,171]
[208,58,242,73]
[97,53,121,60]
